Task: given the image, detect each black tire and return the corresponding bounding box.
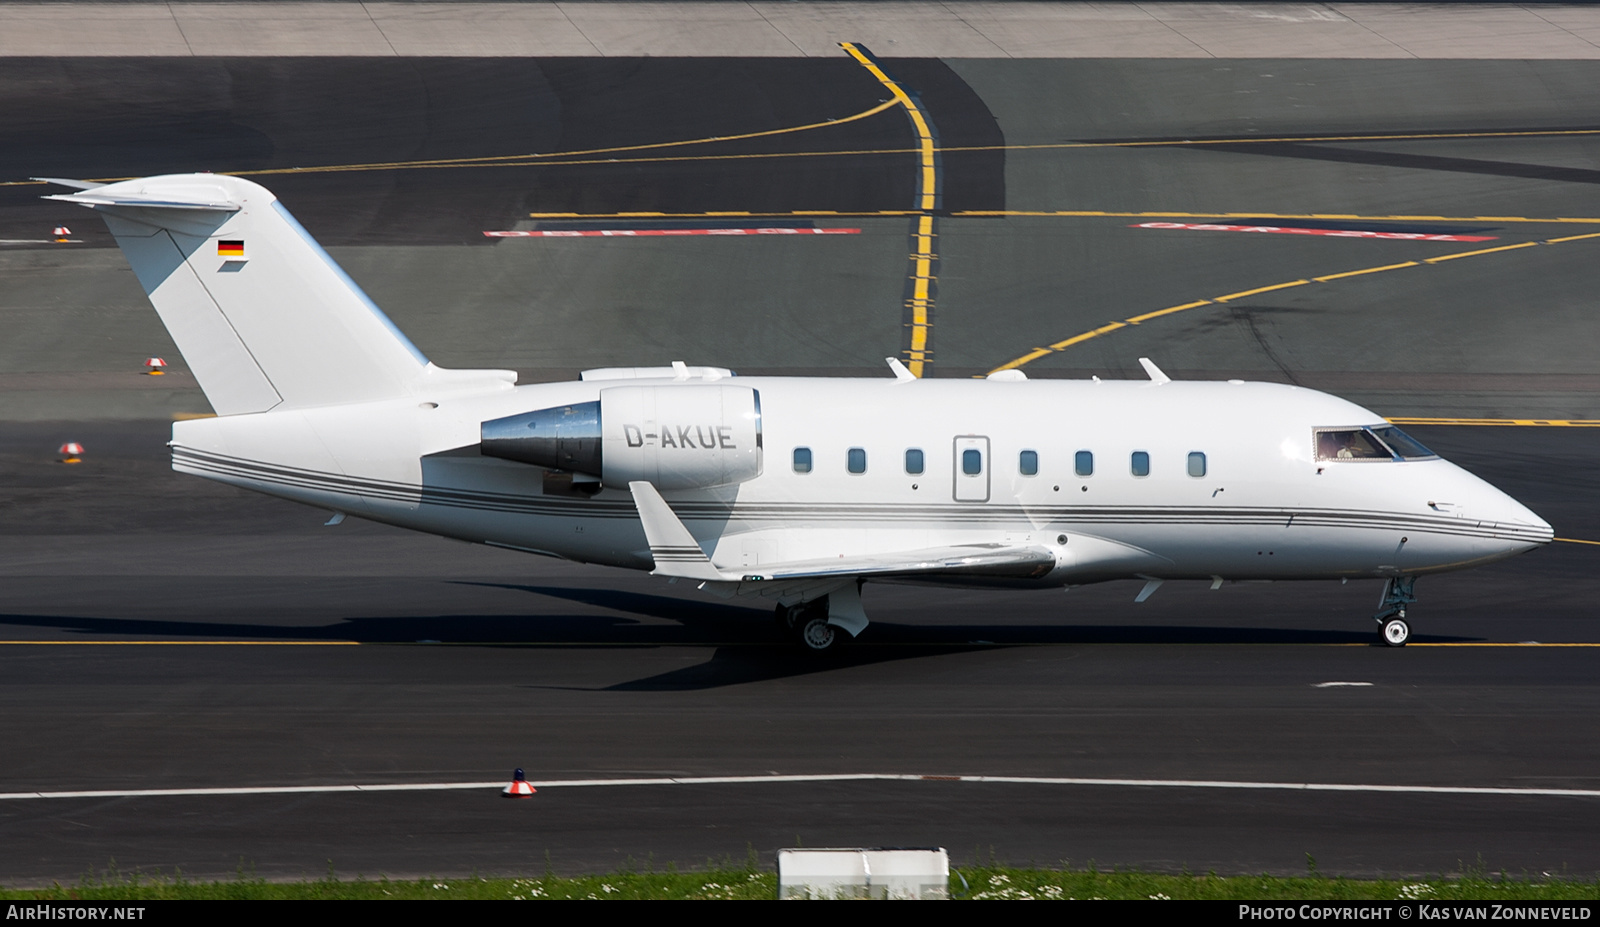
[795,613,841,653]
[1382,617,1410,647]
[785,598,842,653]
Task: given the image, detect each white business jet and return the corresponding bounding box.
[44,174,1552,651]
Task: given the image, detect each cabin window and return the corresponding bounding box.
[847,447,867,474]
[1131,451,1150,477]
[962,448,983,475]
[1315,429,1392,461]
[792,447,812,473]
[1019,450,1039,476]
[1075,450,1093,477]
[1188,452,1207,478]
[905,448,925,474]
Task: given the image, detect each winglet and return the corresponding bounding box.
[628,481,729,581]
[886,357,916,382]
[1138,357,1171,385]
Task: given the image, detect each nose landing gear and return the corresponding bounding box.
[1374,576,1417,647]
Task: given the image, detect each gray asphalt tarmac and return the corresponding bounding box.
[3,55,1600,886]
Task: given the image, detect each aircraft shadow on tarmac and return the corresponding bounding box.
[0,582,1479,647]
[1204,136,1600,187]
[0,582,1478,690]
[478,582,1477,644]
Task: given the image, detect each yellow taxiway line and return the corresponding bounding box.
[989,232,1600,374]
[15,123,1599,188]
[1389,417,1600,427]
[0,100,903,186]
[841,41,941,378]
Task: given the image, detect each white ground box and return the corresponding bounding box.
[777,847,949,900]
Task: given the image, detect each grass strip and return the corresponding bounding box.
[3,865,1597,900]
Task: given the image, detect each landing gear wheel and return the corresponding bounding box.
[1373,577,1417,648]
[778,598,845,653]
[795,614,840,653]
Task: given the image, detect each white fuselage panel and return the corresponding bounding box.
[169,376,1551,586]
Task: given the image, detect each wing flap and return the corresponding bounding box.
[745,543,1057,582]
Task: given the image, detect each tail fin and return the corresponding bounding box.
[46,174,512,415]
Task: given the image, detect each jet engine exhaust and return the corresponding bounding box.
[481,401,603,475]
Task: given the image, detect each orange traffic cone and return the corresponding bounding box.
[144,357,168,375]
[501,768,536,798]
[59,442,84,464]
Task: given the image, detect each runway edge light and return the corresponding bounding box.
[58,442,83,464]
[501,768,536,798]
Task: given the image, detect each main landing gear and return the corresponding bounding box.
[776,599,841,654]
[1373,576,1417,647]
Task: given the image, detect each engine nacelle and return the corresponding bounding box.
[480,385,762,491]
[600,385,762,490]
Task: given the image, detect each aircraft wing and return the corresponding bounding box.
[629,481,1056,584]
[730,544,1056,582]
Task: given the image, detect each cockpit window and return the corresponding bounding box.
[1316,429,1393,461]
[1315,426,1438,462]
[1369,425,1437,460]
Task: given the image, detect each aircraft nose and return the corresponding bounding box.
[1473,483,1553,550]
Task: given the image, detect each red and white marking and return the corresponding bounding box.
[485,228,860,238]
[7,772,1600,802]
[1133,221,1496,242]
[501,768,537,798]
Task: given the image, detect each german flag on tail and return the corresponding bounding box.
[217,240,244,257]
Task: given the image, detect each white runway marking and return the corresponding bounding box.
[1314,681,1375,687]
[1133,221,1495,242]
[4,773,1600,802]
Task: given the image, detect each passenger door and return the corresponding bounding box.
[953,436,990,502]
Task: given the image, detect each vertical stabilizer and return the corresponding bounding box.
[47,174,511,415]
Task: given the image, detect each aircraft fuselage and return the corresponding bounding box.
[167,373,1551,587]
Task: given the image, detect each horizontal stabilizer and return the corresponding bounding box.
[33,177,107,191]
[45,177,239,211]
